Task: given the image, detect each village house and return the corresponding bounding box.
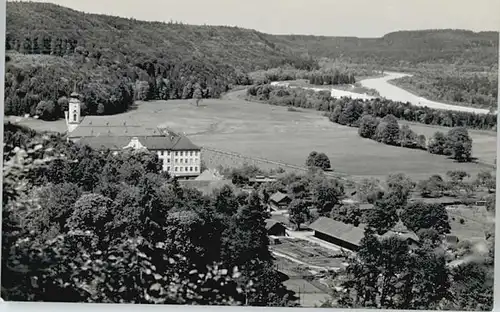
[265,219,287,237]
[64,92,202,178]
[269,191,292,211]
[178,169,236,195]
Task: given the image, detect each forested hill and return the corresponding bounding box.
[5,2,310,70]
[5,2,499,121]
[273,29,499,69]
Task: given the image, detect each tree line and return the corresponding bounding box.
[246,84,496,130]
[250,67,356,85]
[391,72,498,111]
[329,110,473,162]
[2,123,296,306]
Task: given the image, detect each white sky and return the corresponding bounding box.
[14,0,500,37]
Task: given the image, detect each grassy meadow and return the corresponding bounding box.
[7,95,496,181]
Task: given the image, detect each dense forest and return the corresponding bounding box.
[4,2,315,120]
[391,72,498,111]
[273,30,499,69]
[246,84,497,130]
[249,67,357,85]
[2,123,297,305]
[5,2,499,121]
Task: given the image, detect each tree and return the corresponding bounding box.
[358,114,379,139]
[35,100,57,120]
[474,170,495,192]
[446,170,470,195]
[288,199,311,230]
[400,201,451,234]
[337,233,451,310]
[310,177,344,214]
[374,114,400,146]
[445,127,473,162]
[331,203,361,226]
[417,175,446,198]
[338,102,362,126]
[446,262,493,311]
[386,173,415,205]
[417,134,427,149]
[305,151,330,170]
[57,96,69,117]
[356,178,385,204]
[399,124,418,148]
[366,196,399,235]
[67,193,114,242]
[427,131,449,155]
[193,83,203,106]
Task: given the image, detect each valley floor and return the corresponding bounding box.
[8,94,495,181]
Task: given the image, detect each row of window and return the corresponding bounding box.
[164,158,199,164]
[166,166,199,173]
[158,150,200,157]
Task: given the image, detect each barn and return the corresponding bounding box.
[308,217,365,251]
[308,218,420,252]
[265,219,287,237]
[269,192,292,211]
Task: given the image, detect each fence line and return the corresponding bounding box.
[201,146,352,182]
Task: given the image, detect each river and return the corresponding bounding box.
[272,72,493,115]
[359,72,492,114]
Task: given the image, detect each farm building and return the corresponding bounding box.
[445,234,459,247]
[308,217,420,251]
[65,92,201,178]
[269,192,292,210]
[379,221,420,247]
[265,219,287,236]
[308,217,365,251]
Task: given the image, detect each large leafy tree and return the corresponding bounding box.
[310,177,344,214]
[445,127,473,162]
[336,233,451,310]
[288,199,311,230]
[400,201,451,234]
[366,194,400,235]
[305,151,331,170]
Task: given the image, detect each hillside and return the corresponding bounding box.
[5,2,499,120]
[274,30,499,69]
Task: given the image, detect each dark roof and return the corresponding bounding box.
[378,231,420,242]
[265,219,286,231]
[72,130,200,151]
[308,217,366,247]
[178,180,235,195]
[270,191,290,203]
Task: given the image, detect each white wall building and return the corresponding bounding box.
[65,92,202,178]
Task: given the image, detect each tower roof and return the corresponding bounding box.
[70,92,80,98]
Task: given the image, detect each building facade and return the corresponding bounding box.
[65,92,202,178]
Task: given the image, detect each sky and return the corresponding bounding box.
[16,0,500,37]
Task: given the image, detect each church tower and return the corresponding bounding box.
[65,91,81,133]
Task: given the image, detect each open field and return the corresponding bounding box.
[447,206,494,242]
[6,96,496,181]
